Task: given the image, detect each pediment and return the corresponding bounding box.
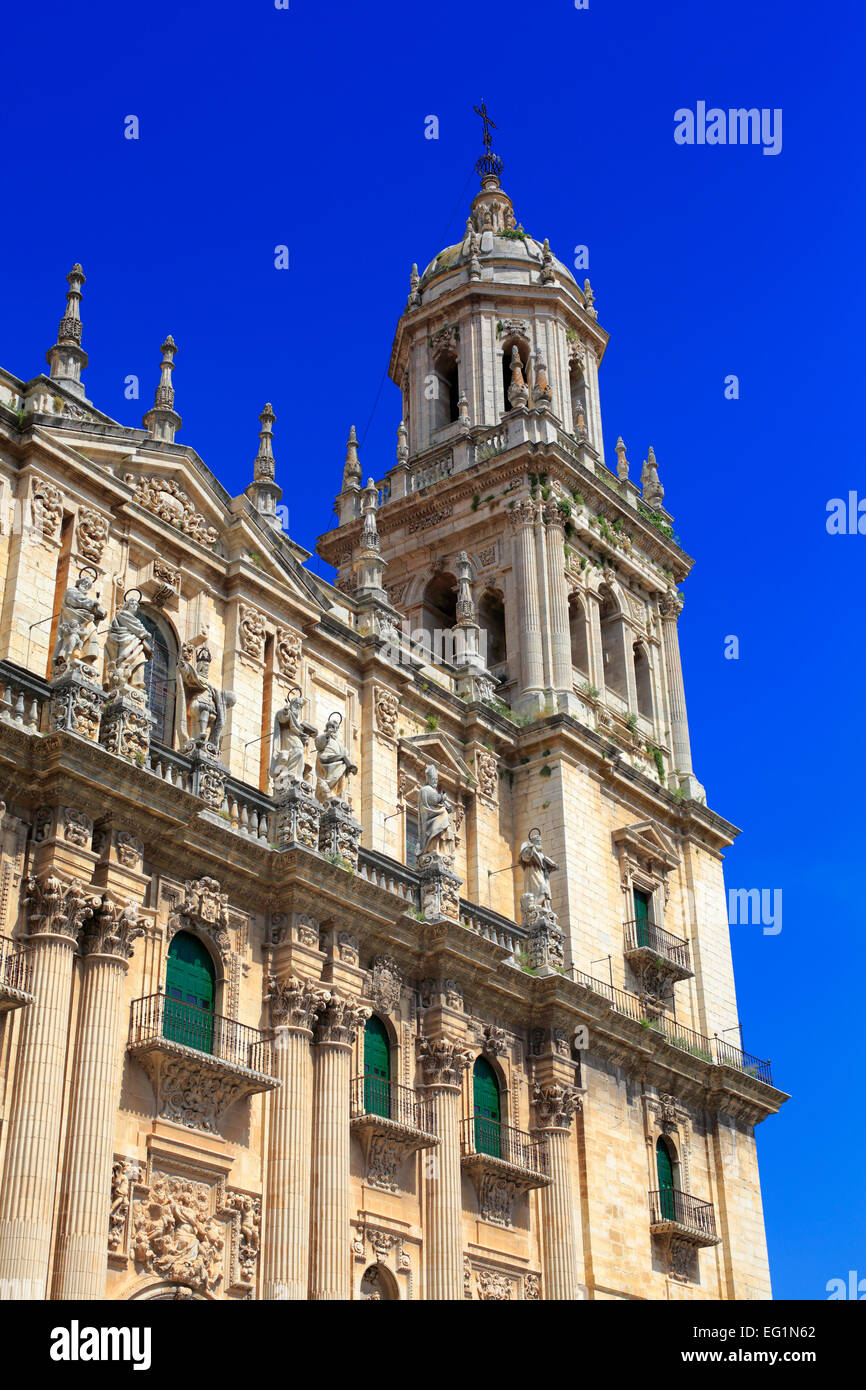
[399,732,473,782]
[122,463,227,553]
[613,819,680,872]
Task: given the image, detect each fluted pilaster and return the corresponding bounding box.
[544,502,573,693]
[510,500,544,702]
[309,993,369,1300]
[0,876,94,1299]
[262,976,326,1300]
[534,1081,581,1300]
[52,898,142,1299]
[420,1036,472,1300]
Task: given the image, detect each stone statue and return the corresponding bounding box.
[178,641,236,751]
[269,687,317,792]
[314,712,357,803]
[519,827,559,914]
[51,566,106,675]
[104,589,152,692]
[417,764,454,859]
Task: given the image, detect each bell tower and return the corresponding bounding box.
[319,117,702,798]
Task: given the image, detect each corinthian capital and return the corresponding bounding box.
[507,498,537,533]
[314,991,371,1047]
[81,894,144,960]
[533,1081,582,1131]
[419,1035,473,1088]
[658,588,684,619]
[23,872,96,943]
[268,974,329,1033]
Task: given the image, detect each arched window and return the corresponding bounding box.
[164,931,215,1054]
[477,588,507,669]
[569,592,589,677]
[363,1015,391,1118]
[634,642,653,720]
[473,1056,501,1158]
[599,585,629,702]
[501,338,528,414]
[656,1136,679,1219]
[430,352,459,433]
[360,1264,398,1300]
[139,609,177,747]
[421,571,457,658]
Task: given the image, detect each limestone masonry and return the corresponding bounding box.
[0,140,785,1302]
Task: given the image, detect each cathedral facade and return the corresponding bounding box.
[0,143,784,1302]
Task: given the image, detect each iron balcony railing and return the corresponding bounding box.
[623,918,691,972]
[129,992,275,1075]
[351,1075,434,1132]
[649,1188,718,1239]
[460,1116,550,1177]
[568,968,773,1083]
[0,934,33,994]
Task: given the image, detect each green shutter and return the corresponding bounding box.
[473,1057,501,1158]
[164,932,215,1054]
[656,1138,675,1219]
[363,1016,391,1117]
[633,888,652,947]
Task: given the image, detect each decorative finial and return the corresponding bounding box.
[457,392,471,429]
[583,278,597,317]
[360,478,381,551]
[407,263,421,309]
[533,351,552,410]
[641,446,664,509]
[506,345,529,410]
[343,424,362,489]
[541,239,556,286]
[615,436,629,481]
[245,402,283,523]
[396,420,409,465]
[46,262,88,398]
[143,335,182,443]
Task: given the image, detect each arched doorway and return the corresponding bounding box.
[473,1056,501,1158]
[656,1136,678,1220]
[164,931,215,1054]
[363,1015,391,1118]
[360,1263,398,1300]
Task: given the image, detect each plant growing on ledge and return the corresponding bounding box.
[425,714,439,731]
[517,948,538,975]
[323,852,355,875]
[580,682,600,700]
[646,742,665,784]
[626,712,638,732]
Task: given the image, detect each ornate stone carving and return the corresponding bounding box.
[75,506,110,564]
[406,502,453,536]
[238,603,266,663]
[104,592,152,693]
[533,1081,581,1131]
[418,765,454,859]
[275,627,302,680]
[419,1036,472,1088]
[318,798,363,867]
[49,666,105,740]
[519,827,558,915]
[116,830,144,869]
[178,640,236,752]
[144,1054,267,1133]
[31,476,64,544]
[659,587,683,620]
[524,1272,541,1300]
[314,713,357,805]
[475,749,498,801]
[108,1159,138,1252]
[151,558,181,607]
[478,544,496,568]
[477,1267,515,1300]
[481,1023,508,1058]
[478,1173,521,1226]
[314,992,370,1047]
[274,776,321,849]
[125,474,219,548]
[167,877,231,960]
[267,975,328,1032]
[61,805,93,847]
[225,1193,261,1285]
[420,978,463,1012]
[52,570,106,677]
[418,854,461,922]
[23,873,95,941]
[270,690,317,792]
[365,954,402,1014]
[80,894,143,960]
[131,1172,225,1293]
[100,688,153,767]
[373,685,399,739]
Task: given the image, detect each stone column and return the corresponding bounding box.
[420,1036,472,1300]
[586,590,605,693]
[583,343,605,464]
[309,992,370,1300]
[534,1081,581,1300]
[510,499,544,710]
[659,589,704,799]
[0,874,94,1300]
[261,976,326,1300]
[52,896,143,1299]
[544,501,573,697]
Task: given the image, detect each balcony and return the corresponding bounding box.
[0,935,34,1013]
[648,1188,720,1247]
[127,993,279,1134]
[623,918,693,983]
[460,1117,551,1224]
[350,1076,439,1191]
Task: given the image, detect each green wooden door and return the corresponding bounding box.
[473,1057,501,1158]
[633,888,652,947]
[364,1016,391,1117]
[164,932,215,1054]
[656,1137,675,1220]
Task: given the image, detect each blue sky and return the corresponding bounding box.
[2,0,863,1299]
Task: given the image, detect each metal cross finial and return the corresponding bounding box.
[474,100,497,154]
